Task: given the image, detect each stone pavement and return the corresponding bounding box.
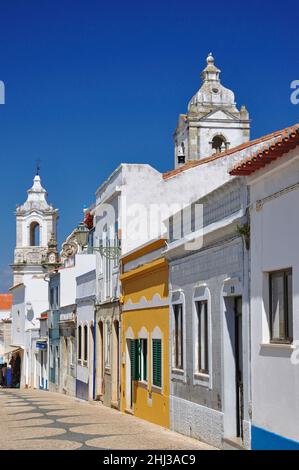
[0,388,216,450]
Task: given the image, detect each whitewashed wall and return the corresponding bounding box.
[249,147,299,445]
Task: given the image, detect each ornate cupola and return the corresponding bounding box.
[174,53,250,168]
[12,173,59,285]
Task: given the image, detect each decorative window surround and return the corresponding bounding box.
[138,327,149,385]
[171,290,187,383]
[193,284,213,389]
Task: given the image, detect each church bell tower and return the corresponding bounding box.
[174,53,250,168]
[12,173,59,286]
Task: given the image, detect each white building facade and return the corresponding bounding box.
[230,124,299,449]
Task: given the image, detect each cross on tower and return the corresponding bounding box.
[36,159,41,176]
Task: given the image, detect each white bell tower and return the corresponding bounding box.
[12,173,59,285]
[174,53,250,168]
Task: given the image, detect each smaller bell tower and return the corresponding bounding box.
[12,173,59,286]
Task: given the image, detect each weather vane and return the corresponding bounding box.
[36,159,41,176]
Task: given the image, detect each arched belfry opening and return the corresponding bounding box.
[30,221,40,246]
[211,135,228,154]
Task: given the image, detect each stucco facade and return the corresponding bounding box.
[245,143,299,449]
[120,239,170,428]
[76,262,96,401]
[166,178,251,449]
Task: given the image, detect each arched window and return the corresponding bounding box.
[30,222,40,246]
[84,324,88,362]
[211,135,228,154]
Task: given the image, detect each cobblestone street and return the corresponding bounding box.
[0,388,215,450]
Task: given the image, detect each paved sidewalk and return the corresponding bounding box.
[0,388,216,450]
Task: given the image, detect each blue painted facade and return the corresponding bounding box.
[252,425,299,450]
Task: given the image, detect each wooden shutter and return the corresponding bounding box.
[152,339,162,387]
[130,339,140,381]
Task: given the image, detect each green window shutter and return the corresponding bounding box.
[152,339,162,387]
[143,340,147,381]
[130,339,140,381]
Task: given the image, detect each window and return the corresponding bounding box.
[129,338,148,382]
[83,324,88,363]
[50,288,55,309]
[130,339,140,381]
[55,286,59,309]
[174,304,184,369]
[196,300,209,374]
[269,269,293,343]
[152,339,162,387]
[50,345,53,368]
[30,221,40,246]
[78,325,82,361]
[50,286,59,310]
[69,338,74,369]
[140,339,147,382]
[105,322,111,369]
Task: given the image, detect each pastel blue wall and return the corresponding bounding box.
[252,425,299,450]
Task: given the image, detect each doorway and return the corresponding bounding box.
[234,297,243,438]
[112,320,119,404]
[95,320,104,400]
[125,338,133,410]
[89,323,95,400]
[223,295,244,441]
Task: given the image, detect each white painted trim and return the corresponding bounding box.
[138,326,148,339]
[170,290,187,383]
[123,294,169,312]
[125,326,134,340]
[192,286,213,389]
[138,327,149,385]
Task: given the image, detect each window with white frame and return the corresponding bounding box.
[173,303,184,370]
[140,338,148,382]
[269,269,293,343]
[83,324,88,364]
[151,326,163,388]
[78,325,82,362]
[195,300,209,374]
[152,339,162,387]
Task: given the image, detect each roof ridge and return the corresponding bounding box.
[229,125,299,176]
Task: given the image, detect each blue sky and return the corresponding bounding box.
[0,0,298,291]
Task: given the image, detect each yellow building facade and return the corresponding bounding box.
[120,239,170,428]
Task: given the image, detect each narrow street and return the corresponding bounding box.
[0,388,215,450]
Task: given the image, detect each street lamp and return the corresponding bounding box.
[74,222,90,248]
[74,222,121,260]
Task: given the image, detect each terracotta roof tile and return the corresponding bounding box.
[229,124,299,176]
[0,294,13,311]
[163,123,299,180]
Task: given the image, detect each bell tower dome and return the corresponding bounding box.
[12,173,59,285]
[174,53,250,168]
